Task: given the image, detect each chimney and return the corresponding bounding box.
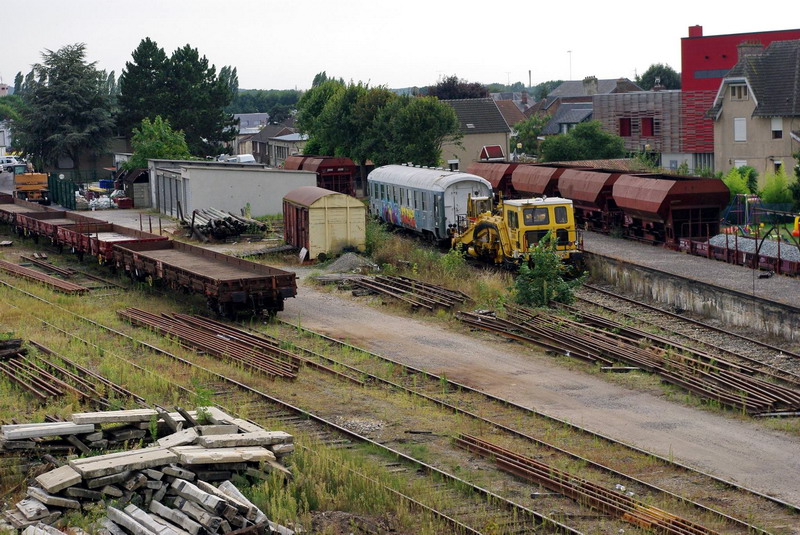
[737,41,764,61]
[688,25,703,38]
[652,76,665,91]
[583,76,598,96]
[522,91,529,105]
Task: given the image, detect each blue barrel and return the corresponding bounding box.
[99,179,114,189]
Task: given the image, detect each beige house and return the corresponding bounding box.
[709,41,800,186]
[270,132,308,168]
[440,98,511,170]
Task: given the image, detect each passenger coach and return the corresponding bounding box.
[368,165,493,242]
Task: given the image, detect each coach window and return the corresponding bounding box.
[380,184,385,200]
[421,193,426,211]
[555,206,568,224]
[413,191,418,209]
[524,207,549,225]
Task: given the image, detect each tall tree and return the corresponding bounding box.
[13,43,114,170]
[13,72,23,95]
[368,95,460,167]
[0,95,23,123]
[636,63,681,90]
[539,121,625,162]
[427,75,488,99]
[296,79,345,135]
[117,38,169,135]
[163,44,237,155]
[118,39,236,155]
[533,80,563,101]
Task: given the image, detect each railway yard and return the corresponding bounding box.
[1,192,800,533]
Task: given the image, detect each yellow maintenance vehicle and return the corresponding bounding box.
[11,163,50,205]
[451,195,583,267]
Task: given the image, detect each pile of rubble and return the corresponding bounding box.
[0,407,295,535]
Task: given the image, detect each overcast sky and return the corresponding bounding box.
[1,1,797,91]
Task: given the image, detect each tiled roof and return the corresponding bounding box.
[714,40,800,117]
[541,104,593,135]
[252,125,295,142]
[548,78,641,98]
[442,98,511,134]
[495,100,527,127]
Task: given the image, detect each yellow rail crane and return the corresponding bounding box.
[11,163,50,205]
[451,195,583,268]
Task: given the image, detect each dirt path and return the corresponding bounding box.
[280,275,800,507]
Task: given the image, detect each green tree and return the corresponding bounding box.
[539,121,625,162]
[760,165,794,204]
[124,116,192,170]
[117,37,169,135]
[427,75,488,99]
[791,150,800,209]
[118,38,236,155]
[722,167,748,201]
[514,232,583,307]
[12,43,114,170]
[0,95,23,123]
[163,44,237,155]
[737,165,759,193]
[369,95,460,166]
[511,115,549,156]
[296,79,345,136]
[636,63,681,90]
[533,80,563,101]
[12,72,23,95]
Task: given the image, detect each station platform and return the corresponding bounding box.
[582,232,799,310]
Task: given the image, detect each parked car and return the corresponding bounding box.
[1,156,23,171]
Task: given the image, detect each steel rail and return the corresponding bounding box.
[276,317,800,515]
[583,283,800,361]
[0,281,576,535]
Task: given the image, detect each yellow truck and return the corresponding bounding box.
[11,164,50,204]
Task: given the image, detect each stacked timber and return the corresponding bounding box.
[185,208,267,241]
[0,408,295,535]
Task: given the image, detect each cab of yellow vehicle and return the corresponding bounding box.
[502,197,580,259]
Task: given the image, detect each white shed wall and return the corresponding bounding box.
[155,166,316,218]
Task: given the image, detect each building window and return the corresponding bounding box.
[619,118,631,137]
[734,118,747,142]
[771,117,783,139]
[733,160,748,168]
[730,84,748,100]
[641,118,654,137]
[774,161,783,173]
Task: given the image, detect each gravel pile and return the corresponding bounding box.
[325,253,378,274]
[709,234,800,261]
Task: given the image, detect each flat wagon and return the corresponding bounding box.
[14,211,100,242]
[57,222,169,263]
[0,192,59,225]
[113,240,297,316]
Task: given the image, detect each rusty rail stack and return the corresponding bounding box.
[118,308,299,380]
[352,275,471,310]
[0,341,144,408]
[0,259,89,295]
[456,434,722,535]
[457,307,800,415]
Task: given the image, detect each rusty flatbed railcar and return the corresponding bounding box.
[57,222,170,262]
[14,211,101,242]
[0,192,59,225]
[113,240,297,316]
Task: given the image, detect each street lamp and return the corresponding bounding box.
[567,50,572,79]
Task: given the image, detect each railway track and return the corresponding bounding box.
[2,276,798,532]
[0,280,577,535]
[581,283,800,364]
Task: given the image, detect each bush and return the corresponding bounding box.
[513,232,584,307]
[722,168,749,200]
[761,165,794,204]
[737,165,759,193]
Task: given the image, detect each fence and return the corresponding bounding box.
[48,174,77,210]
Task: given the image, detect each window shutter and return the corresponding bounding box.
[734,118,747,142]
[771,117,782,131]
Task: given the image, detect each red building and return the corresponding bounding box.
[681,25,800,169]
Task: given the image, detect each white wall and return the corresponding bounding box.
[182,166,316,217]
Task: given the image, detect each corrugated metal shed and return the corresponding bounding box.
[283,186,366,260]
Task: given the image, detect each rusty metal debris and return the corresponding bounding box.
[0,260,89,295]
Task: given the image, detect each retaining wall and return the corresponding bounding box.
[587,253,799,342]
